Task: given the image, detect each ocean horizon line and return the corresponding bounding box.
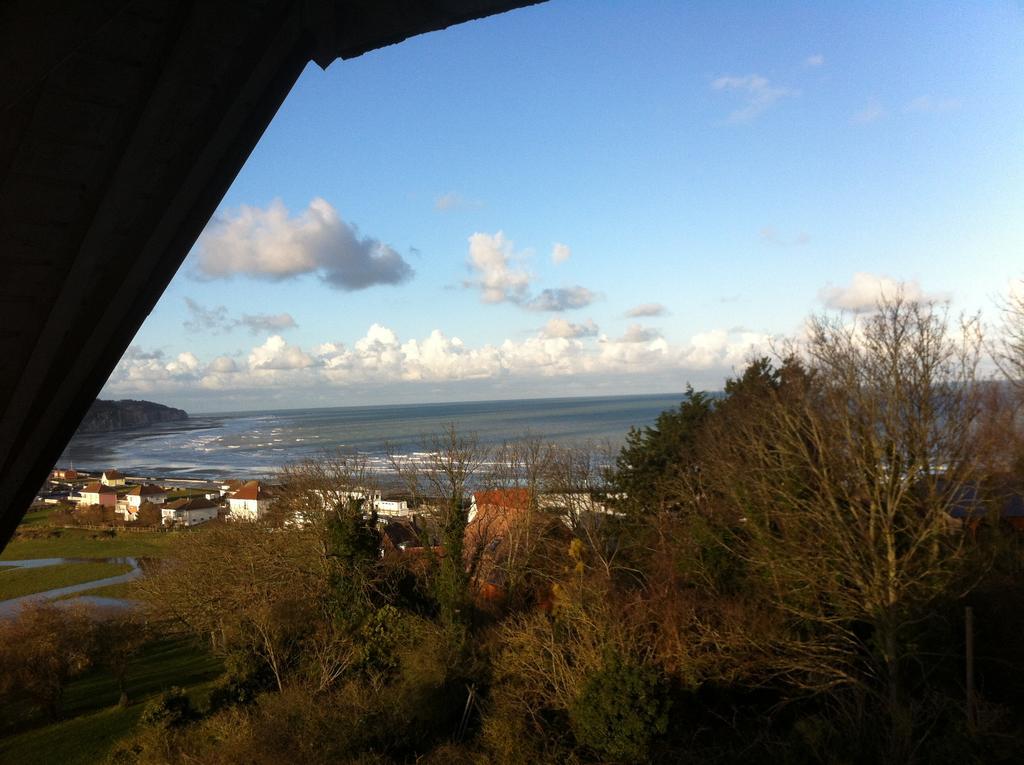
[186,389,693,418]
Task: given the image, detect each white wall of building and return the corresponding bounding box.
[228,497,271,520]
[162,507,218,526]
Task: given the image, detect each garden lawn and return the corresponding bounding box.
[58,579,138,601]
[0,527,181,561]
[0,636,223,761]
[0,561,132,600]
[19,505,56,527]
[0,701,146,765]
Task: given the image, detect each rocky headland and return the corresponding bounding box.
[77,399,188,434]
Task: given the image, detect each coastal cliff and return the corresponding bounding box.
[77,399,188,434]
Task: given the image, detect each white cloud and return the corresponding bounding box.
[465,232,597,311]
[805,54,825,67]
[104,323,778,401]
[208,356,239,374]
[541,318,599,339]
[524,286,597,312]
[249,335,316,370]
[166,352,200,375]
[711,74,799,122]
[680,328,768,370]
[617,324,661,344]
[465,231,533,304]
[626,303,667,318]
[194,198,413,290]
[400,331,502,381]
[853,99,885,124]
[551,242,572,264]
[818,273,944,312]
[904,95,961,114]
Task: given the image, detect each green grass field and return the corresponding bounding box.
[58,578,139,601]
[0,636,223,764]
[19,505,57,527]
[0,504,222,763]
[0,527,181,561]
[0,561,133,600]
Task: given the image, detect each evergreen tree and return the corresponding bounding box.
[615,385,713,512]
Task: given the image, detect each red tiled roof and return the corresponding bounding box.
[230,481,266,501]
[103,470,124,479]
[82,482,115,494]
[167,497,219,511]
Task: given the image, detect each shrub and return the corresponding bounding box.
[570,654,671,763]
[139,687,195,729]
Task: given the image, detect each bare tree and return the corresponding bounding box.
[546,441,628,580]
[136,522,339,693]
[701,294,985,752]
[995,279,1024,390]
[276,451,381,552]
[388,424,489,627]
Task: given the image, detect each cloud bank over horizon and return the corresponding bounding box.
[102,321,774,409]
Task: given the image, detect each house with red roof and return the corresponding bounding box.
[113,484,166,521]
[162,497,220,527]
[227,480,274,520]
[101,469,126,487]
[125,483,167,508]
[465,488,566,602]
[78,481,116,507]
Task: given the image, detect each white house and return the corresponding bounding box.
[101,469,126,487]
[78,481,116,507]
[336,487,382,508]
[538,492,623,526]
[125,484,167,508]
[162,497,219,527]
[376,498,410,517]
[228,481,274,520]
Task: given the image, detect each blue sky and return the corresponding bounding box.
[105,0,1024,412]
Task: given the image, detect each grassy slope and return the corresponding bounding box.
[0,704,146,765]
[19,505,56,527]
[57,579,138,601]
[0,528,179,561]
[0,561,132,600]
[0,637,223,764]
[0,514,217,763]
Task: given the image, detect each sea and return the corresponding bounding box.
[58,393,683,481]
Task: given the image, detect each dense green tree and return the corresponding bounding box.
[570,653,672,763]
[615,386,713,512]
